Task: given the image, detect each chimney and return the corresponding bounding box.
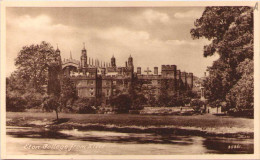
[137,67,141,75]
[154,67,158,75]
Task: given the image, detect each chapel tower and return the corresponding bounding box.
[81,43,87,74]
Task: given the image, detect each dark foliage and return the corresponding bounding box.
[191,7,253,112]
[110,94,132,113]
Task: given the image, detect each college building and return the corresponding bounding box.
[55,45,193,104]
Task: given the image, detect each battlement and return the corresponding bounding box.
[181,72,187,76]
[161,65,176,71]
[187,73,193,77]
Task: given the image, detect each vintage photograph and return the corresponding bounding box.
[1,1,259,158]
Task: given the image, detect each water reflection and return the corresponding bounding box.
[6,126,253,155]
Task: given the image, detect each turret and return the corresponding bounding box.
[81,43,87,75]
[161,65,176,78]
[128,55,133,68]
[81,43,87,68]
[55,45,62,66]
[111,55,116,67]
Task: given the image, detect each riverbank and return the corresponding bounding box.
[6,112,254,138]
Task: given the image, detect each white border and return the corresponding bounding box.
[1,1,259,159]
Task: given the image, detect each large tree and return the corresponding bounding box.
[7,41,64,119]
[191,7,253,110]
[15,41,60,92]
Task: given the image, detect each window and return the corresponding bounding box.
[106,89,110,96]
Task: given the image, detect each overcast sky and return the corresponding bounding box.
[6,7,218,77]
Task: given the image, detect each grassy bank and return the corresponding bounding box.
[6,112,253,138]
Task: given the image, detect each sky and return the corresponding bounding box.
[6,7,219,77]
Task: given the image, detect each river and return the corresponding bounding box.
[6,126,253,155]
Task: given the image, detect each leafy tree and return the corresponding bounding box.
[6,72,44,111]
[158,79,171,106]
[6,90,27,112]
[15,41,60,92]
[44,46,62,119]
[128,78,148,108]
[22,88,44,109]
[6,71,27,94]
[191,7,253,110]
[226,59,253,110]
[60,76,77,110]
[6,41,62,115]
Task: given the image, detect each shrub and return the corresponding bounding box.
[6,91,27,112]
[190,99,204,112]
[110,94,132,113]
[72,98,97,114]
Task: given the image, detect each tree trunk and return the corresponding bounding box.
[55,109,59,120]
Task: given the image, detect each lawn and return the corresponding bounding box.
[6,111,253,129]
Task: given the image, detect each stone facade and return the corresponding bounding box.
[57,46,193,103]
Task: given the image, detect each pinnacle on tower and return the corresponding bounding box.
[70,51,72,59]
[83,42,86,50]
[56,43,60,52]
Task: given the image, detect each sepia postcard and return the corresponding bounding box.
[1,1,260,159]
